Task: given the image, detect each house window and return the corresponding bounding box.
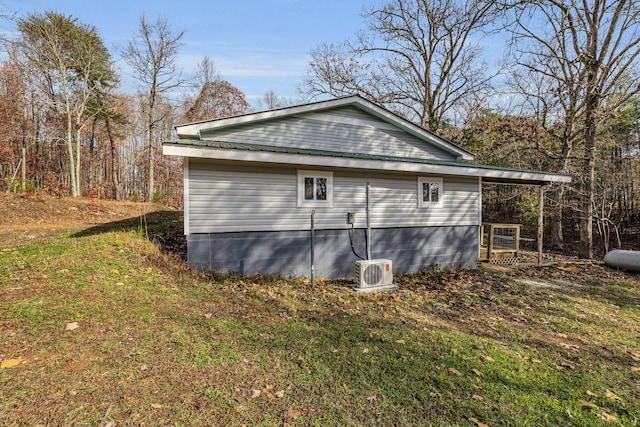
[298,170,333,207]
[418,177,443,207]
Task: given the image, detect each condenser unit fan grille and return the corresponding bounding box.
[362,263,384,286]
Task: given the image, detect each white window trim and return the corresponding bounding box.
[297,170,334,208]
[418,177,443,208]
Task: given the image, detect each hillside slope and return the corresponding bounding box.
[0,193,180,248]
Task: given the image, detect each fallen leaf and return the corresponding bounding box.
[204,313,212,319]
[483,355,495,362]
[448,367,462,377]
[471,394,485,401]
[600,411,618,422]
[580,400,598,410]
[251,389,261,398]
[1,358,24,369]
[586,390,600,398]
[630,352,640,362]
[65,322,79,331]
[452,348,458,354]
[395,340,405,344]
[556,333,569,339]
[275,390,285,398]
[472,369,484,377]
[104,422,117,427]
[468,416,490,427]
[561,342,580,351]
[366,395,377,402]
[605,390,623,403]
[151,403,162,409]
[559,265,580,273]
[140,364,148,371]
[285,406,301,421]
[363,348,369,353]
[631,367,640,372]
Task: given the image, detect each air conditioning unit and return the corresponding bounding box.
[354,259,395,291]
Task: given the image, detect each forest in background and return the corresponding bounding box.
[1,0,640,259]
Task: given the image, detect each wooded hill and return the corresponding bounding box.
[1,1,640,258]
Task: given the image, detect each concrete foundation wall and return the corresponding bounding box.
[188,225,478,278]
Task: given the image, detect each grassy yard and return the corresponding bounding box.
[1,215,639,425]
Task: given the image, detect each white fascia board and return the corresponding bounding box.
[183,157,190,236]
[175,96,474,161]
[163,144,571,184]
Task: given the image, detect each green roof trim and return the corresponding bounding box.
[163,139,567,178]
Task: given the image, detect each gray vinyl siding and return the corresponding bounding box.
[187,159,479,234]
[199,106,457,161]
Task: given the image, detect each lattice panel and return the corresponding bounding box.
[489,256,519,265]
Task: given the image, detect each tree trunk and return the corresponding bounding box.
[548,186,564,250]
[548,128,574,251]
[105,117,121,200]
[21,144,26,192]
[67,113,78,197]
[580,66,599,259]
[148,128,154,202]
[75,127,82,197]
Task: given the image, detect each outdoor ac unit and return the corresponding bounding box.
[355,259,393,290]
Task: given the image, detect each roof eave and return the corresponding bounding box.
[163,143,570,185]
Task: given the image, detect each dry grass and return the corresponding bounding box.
[1,195,639,426]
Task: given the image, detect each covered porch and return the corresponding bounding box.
[479,173,570,267]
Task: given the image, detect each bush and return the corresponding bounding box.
[3,178,36,193]
[151,191,165,203]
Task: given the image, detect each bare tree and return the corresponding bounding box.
[184,79,250,122]
[300,0,501,131]
[182,56,250,122]
[123,15,184,201]
[190,55,220,91]
[254,89,292,111]
[505,0,640,258]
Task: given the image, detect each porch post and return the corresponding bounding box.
[537,185,544,267]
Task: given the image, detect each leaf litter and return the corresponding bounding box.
[2,195,640,426]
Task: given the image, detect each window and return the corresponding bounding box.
[418,177,443,208]
[298,170,333,207]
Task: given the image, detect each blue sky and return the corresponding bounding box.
[4,0,370,103]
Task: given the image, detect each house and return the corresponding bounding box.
[163,96,570,278]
